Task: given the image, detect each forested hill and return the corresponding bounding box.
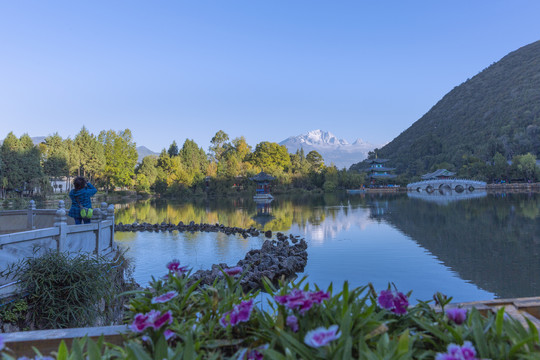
[350,40,540,175]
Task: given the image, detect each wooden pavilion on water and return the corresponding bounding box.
[365,158,397,185]
[250,172,275,200]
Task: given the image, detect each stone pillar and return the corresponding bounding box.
[107,204,116,249]
[101,202,108,221]
[91,208,102,223]
[27,200,36,230]
[54,204,68,252]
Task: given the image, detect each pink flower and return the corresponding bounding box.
[166,259,189,276]
[286,315,299,332]
[129,310,173,332]
[164,329,176,341]
[377,289,409,315]
[151,310,173,329]
[130,313,151,332]
[446,308,467,325]
[310,290,331,303]
[274,289,330,314]
[220,299,254,328]
[304,325,341,347]
[224,266,243,276]
[435,341,478,360]
[151,291,179,304]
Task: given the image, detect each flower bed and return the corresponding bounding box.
[1,260,540,359]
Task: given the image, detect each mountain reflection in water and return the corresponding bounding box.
[114,192,539,302]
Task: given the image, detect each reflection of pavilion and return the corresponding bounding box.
[252,198,274,228]
[407,190,487,205]
[369,199,389,220]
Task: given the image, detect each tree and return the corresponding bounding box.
[510,153,538,182]
[136,156,158,188]
[179,139,208,177]
[209,130,230,162]
[168,141,179,157]
[0,133,46,195]
[490,152,509,182]
[98,129,138,190]
[41,133,68,178]
[306,150,325,173]
[74,127,105,179]
[0,132,23,192]
[250,142,291,175]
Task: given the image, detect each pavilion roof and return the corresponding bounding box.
[250,172,275,182]
[367,158,390,164]
[421,169,456,180]
[368,167,396,172]
[370,174,397,178]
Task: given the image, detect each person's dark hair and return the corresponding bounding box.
[73,177,87,191]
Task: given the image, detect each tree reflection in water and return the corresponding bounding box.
[114,193,540,299]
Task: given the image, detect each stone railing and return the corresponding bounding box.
[0,201,116,298]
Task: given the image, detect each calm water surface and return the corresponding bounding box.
[114,192,540,303]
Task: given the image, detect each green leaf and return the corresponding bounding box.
[126,342,153,360]
[495,307,505,336]
[154,335,168,360]
[56,340,68,360]
[87,338,102,360]
[508,335,536,358]
[397,330,409,355]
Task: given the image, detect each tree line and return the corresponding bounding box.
[0,128,365,198]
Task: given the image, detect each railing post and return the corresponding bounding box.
[90,207,101,254]
[91,208,102,223]
[54,201,68,252]
[100,202,108,221]
[107,204,115,249]
[27,200,36,230]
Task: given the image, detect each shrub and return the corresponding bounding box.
[2,251,124,329]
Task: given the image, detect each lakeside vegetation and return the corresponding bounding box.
[2,257,540,358]
[0,129,365,199]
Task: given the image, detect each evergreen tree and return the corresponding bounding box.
[41,133,68,178]
[74,127,105,179]
[168,141,179,157]
[0,132,23,192]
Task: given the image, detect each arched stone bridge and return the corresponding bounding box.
[407,179,487,193]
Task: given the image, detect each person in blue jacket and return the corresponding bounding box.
[68,177,97,224]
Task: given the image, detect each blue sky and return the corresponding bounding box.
[1,1,539,152]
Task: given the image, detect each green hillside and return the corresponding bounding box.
[351,40,540,176]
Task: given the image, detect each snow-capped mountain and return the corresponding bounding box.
[279,130,377,169]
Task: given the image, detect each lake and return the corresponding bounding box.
[114,191,540,303]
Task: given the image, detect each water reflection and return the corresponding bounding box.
[407,190,487,204]
[115,192,540,300]
[380,194,540,299]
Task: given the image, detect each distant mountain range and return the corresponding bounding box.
[136,146,159,162]
[279,129,377,169]
[351,39,540,175]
